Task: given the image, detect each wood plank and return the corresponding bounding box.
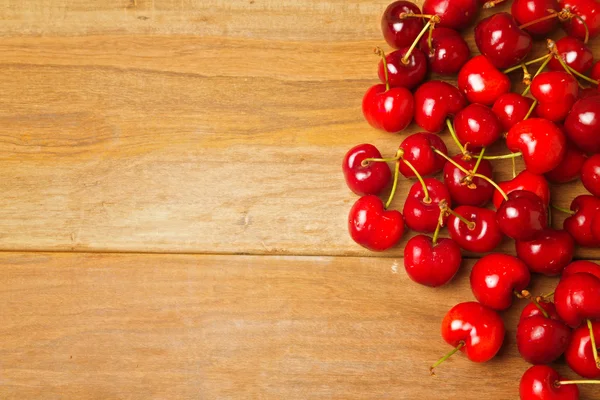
[1,252,598,399]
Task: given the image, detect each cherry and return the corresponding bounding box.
[458,55,512,106]
[414,80,467,133]
[418,27,470,75]
[497,190,548,241]
[594,213,600,241]
[404,234,462,287]
[511,0,560,36]
[519,365,580,400]
[516,229,575,276]
[454,104,503,149]
[580,87,600,98]
[444,155,495,207]
[548,36,594,74]
[506,118,567,174]
[362,84,414,133]
[545,139,587,183]
[342,144,391,196]
[378,48,428,90]
[492,170,551,210]
[398,133,448,178]
[422,0,479,30]
[558,0,600,41]
[592,60,600,82]
[517,300,572,364]
[348,195,404,251]
[565,320,600,378]
[563,195,600,247]
[381,1,425,49]
[563,260,600,280]
[581,154,600,197]
[530,71,579,122]
[447,206,503,253]
[403,178,451,233]
[564,95,600,153]
[492,93,536,131]
[555,272,600,327]
[475,12,533,69]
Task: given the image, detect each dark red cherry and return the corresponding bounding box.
[530,71,579,122]
[558,0,600,41]
[592,60,600,82]
[362,84,414,133]
[492,93,536,131]
[454,103,503,149]
[548,36,594,74]
[378,48,428,90]
[564,95,600,153]
[511,0,560,36]
[418,27,470,75]
[381,1,425,49]
[581,154,600,197]
[555,272,600,328]
[447,206,503,253]
[564,195,600,247]
[403,178,451,233]
[404,235,462,287]
[414,80,467,133]
[515,229,575,276]
[458,55,511,106]
[565,321,600,379]
[545,139,587,183]
[444,155,495,207]
[343,144,392,196]
[398,133,448,178]
[422,0,479,30]
[492,170,550,210]
[497,190,548,241]
[348,195,404,251]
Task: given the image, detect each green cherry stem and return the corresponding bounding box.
[443,205,476,230]
[524,99,538,120]
[518,11,560,30]
[474,173,508,201]
[432,217,442,245]
[587,319,600,369]
[402,18,437,64]
[430,341,465,376]
[432,148,470,175]
[566,64,600,85]
[522,53,553,95]
[361,154,401,166]
[427,22,435,53]
[511,156,517,178]
[375,47,390,91]
[446,118,466,154]
[475,152,522,160]
[401,158,431,203]
[531,297,550,319]
[558,380,600,385]
[551,204,575,215]
[471,147,486,175]
[503,54,553,74]
[385,156,402,210]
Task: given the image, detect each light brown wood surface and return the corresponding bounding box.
[0,0,599,399]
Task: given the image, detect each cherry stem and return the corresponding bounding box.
[385,156,401,210]
[540,290,554,299]
[375,47,390,91]
[573,13,590,44]
[587,319,600,369]
[399,12,437,19]
[551,204,575,215]
[401,158,431,203]
[472,148,485,175]
[557,380,600,385]
[483,0,507,8]
[524,99,537,120]
[432,148,469,175]
[565,64,599,85]
[521,63,532,85]
[443,205,476,230]
[514,289,532,299]
[446,118,466,154]
[522,54,552,95]
[476,152,522,160]
[430,341,465,376]
[511,157,517,179]
[518,11,559,30]
[503,54,552,74]
[531,297,550,318]
[427,23,435,53]
[432,218,442,246]
[361,155,401,167]
[481,177,509,200]
[402,19,435,65]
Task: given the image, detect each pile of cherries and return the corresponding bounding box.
[342,0,600,398]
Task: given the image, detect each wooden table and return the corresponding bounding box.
[1,1,599,398]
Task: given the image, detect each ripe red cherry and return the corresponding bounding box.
[381,1,425,49]
[594,213,600,241]
[519,365,580,400]
[378,48,428,90]
[414,80,467,133]
[548,36,594,74]
[458,55,511,105]
[447,206,503,253]
[581,154,600,197]
[362,84,414,133]
[563,260,600,280]
[564,195,600,247]
[511,0,560,36]
[565,320,600,378]
[398,133,448,178]
[422,0,479,30]
[404,235,462,287]
[545,139,587,183]
[342,144,391,196]
[564,95,600,153]
[348,195,404,251]
[506,118,567,174]
[492,170,551,210]
[454,104,503,149]
[444,155,495,207]
[555,272,600,327]
[403,178,451,233]
[592,60,600,82]
[530,71,579,122]
[474,12,533,69]
[470,253,531,310]
[515,229,575,276]
[558,0,600,41]
[418,27,470,75]
[492,93,536,131]
[497,190,548,241]
[517,300,572,364]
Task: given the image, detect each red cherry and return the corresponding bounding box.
[530,71,579,122]
[519,365,580,400]
[422,0,479,30]
[555,272,600,327]
[458,55,512,106]
[444,155,495,207]
[548,36,594,74]
[506,118,567,174]
[475,12,533,69]
[492,93,536,131]
[454,104,503,149]
[378,48,428,90]
[516,229,575,276]
[563,195,600,247]
[447,206,503,253]
[563,260,600,280]
[511,0,560,36]
[342,144,391,196]
[558,0,600,41]
[414,80,467,133]
[362,84,414,133]
[517,300,572,364]
[381,1,425,49]
[564,95,600,153]
[594,213,600,241]
[592,60,600,82]
[404,235,462,287]
[581,154,600,197]
[545,139,587,183]
[492,170,551,210]
[348,195,404,251]
[418,27,470,75]
[470,253,531,310]
[403,178,451,233]
[497,190,548,241]
[398,133,448,178]
[565,321,600,378]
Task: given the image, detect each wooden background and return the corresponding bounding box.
[0,0,599,398]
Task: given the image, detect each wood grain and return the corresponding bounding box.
[1,252,598,399]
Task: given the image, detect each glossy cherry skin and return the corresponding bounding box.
[404,235,462,287]
[441,302,505,363]
[592,60,600,83]
[559,0,600,41]
[548,37,594,74]
[517,300,572,364]
[475,13,533,69]
[563,260,600,280]
[564,95,600,153]
[398,133,448,178]
[454,104,503,149]
[342,144,391,196]
[492,93,536,131]
[593,213,600,241]
[362,84,414,133]
[381,1,425,49]
[545,139,587,183]
[403,178,451,233]
[530,71,579,122]
[470,253,531,310]
[458,55,511,106]
[418,27,470,75]
[519,365,579,400]
[511,0,560,36]
[448,206,503,253]
[564,195,600,247]
[565,320,600,378]
[492,170,551,210]
[581,154,600,197]
[516,229,574,276]
[444,155,495,207]
[422,0,479,30]
[378,48,428,90]
[555,272,600,328]
[497,190,548,241]
[348,195,404,251]
[414,80,467,133]
[506,118,567,174]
